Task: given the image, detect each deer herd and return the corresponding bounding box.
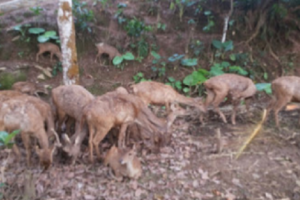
[1,42,299,181]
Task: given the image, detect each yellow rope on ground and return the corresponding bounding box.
[235,109,267,159]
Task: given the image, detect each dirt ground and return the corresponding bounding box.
[1,1,300,200]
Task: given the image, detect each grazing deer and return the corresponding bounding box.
[36,42,62,62]
[80,92,167,163]
[203,73,256,125]
[130,81,205,114]
[266,76,300,127]
[0,90,56,138]
[94,42,121,63]
[0,99,60,169]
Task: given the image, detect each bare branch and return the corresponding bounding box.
[221,0,234,43]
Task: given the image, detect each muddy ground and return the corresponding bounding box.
[1,0,300,200]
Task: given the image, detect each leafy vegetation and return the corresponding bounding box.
[0,72,27,90]
[72,0,95,33]
[113,52,135,69]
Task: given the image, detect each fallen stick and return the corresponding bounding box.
[235,109,267,159]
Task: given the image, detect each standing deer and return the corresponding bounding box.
[203,74,256,125]
[266,76,300,127]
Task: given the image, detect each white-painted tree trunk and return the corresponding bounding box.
[221,0,234,43]
[57,0,79,85]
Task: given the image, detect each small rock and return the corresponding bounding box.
[0,67,6,71]
[37,74,45,80]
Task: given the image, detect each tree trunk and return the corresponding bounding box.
[221,0,234,43]
[57,0,79,85]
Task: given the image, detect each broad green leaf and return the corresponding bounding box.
[151,51,161,60]
[28,27,45,34]
[0,183,5,187]
[175,81,182,90]
[37,35,50,43]
[183,71,206,86]
[181,58,198,67]
[210,65,224,76]
[168,54,184,62]
[165,82,172,86]
[212,39,222,50]
[229,54,236,61]
[204,10,211,15]
[221,61,230,68]
[168,77,176,82]
[13,25,22,32]
[197,68,209,76]
[113,56,123,65]
[229,66,248,75]
[263,72,268,80]
[169,2,175,10]
[229,19,235,26]
[255,83,272,94]
[4,129,20,146]
[0,131,9,144]
[136,72,144,77]
[223,40,234,51]
[122,52,135,60]
[43,30,57,38]
[183,87,190,93]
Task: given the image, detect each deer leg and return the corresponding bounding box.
[93,125,112,161]
[12,144,21,161]
[211,90,228,123]
[118,123,129,148]
[35,51,42,62]
[88,125,96,163]
[50,52,53,62]
[94,52,102,63]
[21,133,31,167]
[231,100,240,125]
[205,89,216,107]
[273,96,291,128]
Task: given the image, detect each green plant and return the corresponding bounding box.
[165,77,182,91]
[12,24,31,42]
[52,62,63,76]
[150,51,166,77]
[0,129,20,199]
[255,83,272,94]
[203,10,215,32]
[114,3,127,24]
[181,58,198,67]
[157,22,167,31]
[125,17,152,37]
[0,72,27,90]
[29,6,43,15]
[0,130,20,148]
[113,52,135,69]
[72,0,94,32]
[190,40,204,56]
[133,72,148,83]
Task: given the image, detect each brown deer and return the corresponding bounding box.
[12,81,48,96]
[0,99,60,169]
[36,42,62,62]
[94,42,121,63]
[0,90,56,138]
[266,76,300,127]
[104,145,141,181]
[80,93,167,163]
[203,73,256,125]
[130,81,205,114]
[51,85,94,159]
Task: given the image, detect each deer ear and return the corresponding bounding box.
[62,134,71,144]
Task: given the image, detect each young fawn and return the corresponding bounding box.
[204,73,256,125]
[104,145,142,181]
[36,42,62,62]
[94,42,121,63]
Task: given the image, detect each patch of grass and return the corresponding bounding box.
[86,84,106,96]
[0,72,27,90]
